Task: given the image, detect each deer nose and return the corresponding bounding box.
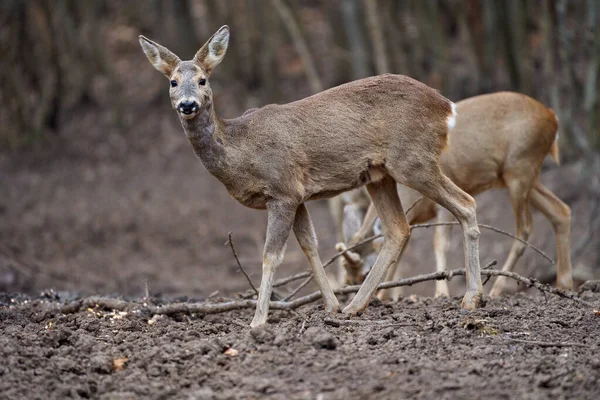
[179,100,198,115]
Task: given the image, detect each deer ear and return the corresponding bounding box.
[194,25,230,75]
[139,35,181,78]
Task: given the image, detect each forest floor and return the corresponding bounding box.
[1,290,599,399]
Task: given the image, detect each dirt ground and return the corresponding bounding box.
[1,289,599,400]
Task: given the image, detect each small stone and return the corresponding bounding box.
[224,348,239,357]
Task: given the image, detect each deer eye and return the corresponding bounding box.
[199,78,206,86]
[170,80,178,87]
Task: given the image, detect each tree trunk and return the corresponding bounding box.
[363,0,390,75]
[341,0,370,79]
[270,0,323,93]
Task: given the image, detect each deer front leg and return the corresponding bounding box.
[251,201,295,328]
[293,204,340,312]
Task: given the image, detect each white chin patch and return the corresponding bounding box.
[180,112,197,120]
[446,102,457,130]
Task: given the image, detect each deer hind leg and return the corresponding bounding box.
[343,175,410,315]
[433,207,453,297]
[398,168,482,310]
[489,177,534,296]
[376,233,410,302]
[251,201,296,328]
[293,204,340,312]
[529,181,573,289]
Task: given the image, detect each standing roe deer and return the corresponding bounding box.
[139,25,483,327]
[335,92,573,300]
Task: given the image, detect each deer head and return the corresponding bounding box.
[139,26,230,120]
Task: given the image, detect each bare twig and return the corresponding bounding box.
[226,232,258,296]
[500,337,591,348]
[274,271,309,288]
[60,296,129,314]
[298,318,307,337]
[283,274,311,301]
[482,260,496,286]
[405,196,423,215]
[59,262,597,317]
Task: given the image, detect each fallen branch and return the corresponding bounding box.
[500,337,590,348]
[60,296,129,314]
[59,261,597,317]
[226,232,259,296]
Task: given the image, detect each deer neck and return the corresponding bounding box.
[180,105,229,178]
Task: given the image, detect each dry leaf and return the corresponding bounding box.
[594,309,600,316]
[113,357,128,371]
[224,348,239,357]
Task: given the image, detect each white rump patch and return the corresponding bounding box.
[446,102,457,130]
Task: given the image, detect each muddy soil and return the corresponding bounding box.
[1,290,599,400]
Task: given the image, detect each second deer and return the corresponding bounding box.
[335,92,573,300]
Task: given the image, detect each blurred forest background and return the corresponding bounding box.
[0,0,599,298]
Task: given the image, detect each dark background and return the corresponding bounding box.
[1,0,599,298]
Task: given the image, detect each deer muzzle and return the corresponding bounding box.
[177,99,200,118]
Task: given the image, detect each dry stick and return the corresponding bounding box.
[60,260,598,316]
[226,232,259,296]
[282,197,425,298]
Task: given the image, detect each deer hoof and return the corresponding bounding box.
[341,305,358,316]
[461,291,483,310]
[324,299,341,314]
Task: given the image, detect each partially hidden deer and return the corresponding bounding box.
[139,25,483,327]
[335,92,573,300]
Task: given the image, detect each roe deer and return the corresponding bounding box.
[335,92,572,300]
[139,25,483,327]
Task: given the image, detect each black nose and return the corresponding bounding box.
[179,100,198,115]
